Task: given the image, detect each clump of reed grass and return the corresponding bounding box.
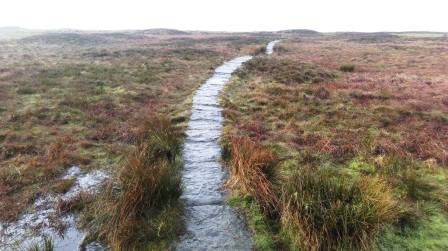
[253,46,267,55]
[226,136,278,215]
[57,191,94,214]
[281,166,398,250]
[339,64,355,72]
[273,45,288,54]
[27,236,54,251]
[94,115,183,250]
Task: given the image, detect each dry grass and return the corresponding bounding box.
[85,115,184,250]
[281,167,397,250]
[226,136,278,214]
[26,236,54,251]
[57,191,94,215]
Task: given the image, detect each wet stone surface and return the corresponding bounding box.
[177,56,253,251]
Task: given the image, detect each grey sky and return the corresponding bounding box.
[1,0,447,32]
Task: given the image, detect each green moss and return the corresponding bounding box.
[228,193,278,251]
[347,157,376,175]
[375,210,448,250]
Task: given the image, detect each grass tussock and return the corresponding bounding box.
[281,167,398,250]
[87,116,183,250]
[27,236,54,251]
[339,64,355,72]
[225,136,400,250]
[253,46,267,55]
[57,191,94,215]
[226,136,278,214]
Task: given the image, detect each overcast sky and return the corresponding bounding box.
[1,0,447,32]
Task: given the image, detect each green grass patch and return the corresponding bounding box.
[374,209,448,250]
[228,193,278,251]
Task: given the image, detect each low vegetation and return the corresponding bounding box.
[227,193,279,251]
[27,237,54,251]
[281,167,397,250]
[339,64,355,72]
[226,136,278,214]
[0,31,270,249]
[221,34,448,250]
[79,116,184,250]
[239,57,336,85]
[3,28,447,250]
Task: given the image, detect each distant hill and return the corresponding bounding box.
[20,32,146,45]
[0,26,43,40]
[334,32,400,42]
[141,28,190,35]
[1,27,191,43]
[279,29,321,36]
[335,32,398,37]
[393,31,448,38]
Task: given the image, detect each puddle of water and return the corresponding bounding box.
[266,40,281,55]
[0,166,108,251]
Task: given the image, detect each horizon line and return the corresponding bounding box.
[1,26,447,34]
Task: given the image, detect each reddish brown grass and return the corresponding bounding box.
[226,136,278,214]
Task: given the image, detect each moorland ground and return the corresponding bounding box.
[1,29,447,250]
[0,30,271,249]
[221,32,448,250]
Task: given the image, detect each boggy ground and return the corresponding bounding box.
[221,33,448,250]
[0,30,271,249]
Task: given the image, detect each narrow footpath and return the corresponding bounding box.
[177,40,278,250]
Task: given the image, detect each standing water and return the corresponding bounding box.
[177,41,278,250]
[0,166,108,250]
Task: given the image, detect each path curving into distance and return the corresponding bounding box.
[177,41,278,250]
